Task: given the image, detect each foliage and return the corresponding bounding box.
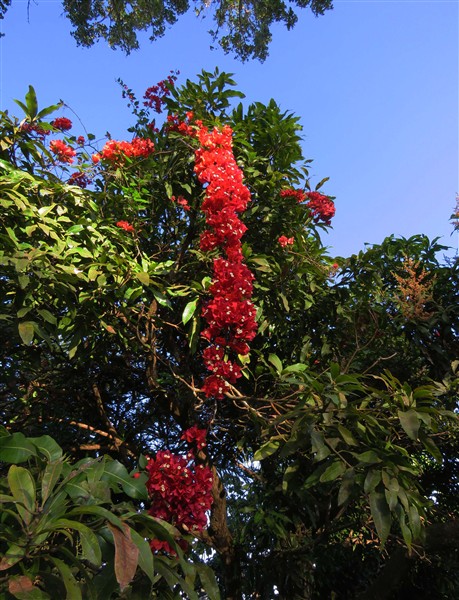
[7,0,332,61]
[0,71,458,599]
[0,429,219,599]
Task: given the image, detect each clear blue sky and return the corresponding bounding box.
[1,0,457,258]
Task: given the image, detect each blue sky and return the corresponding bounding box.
[1,0,457,258]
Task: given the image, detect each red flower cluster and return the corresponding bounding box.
[52,117,72,131]
[278,235,294,248]
[146,427,213,554]
[116,220,135,233]
[304,191,336,225]
[92,137,155,165]
[49,139,76,164]
[68,172,91,188]
[280,188,307,203]
[178,118,256,398]
[143,71,178,113]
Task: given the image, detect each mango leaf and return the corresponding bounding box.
[130,529,155,583]
[196,563,221,600]
[0,546,26,571]
[8,575,50,600]
[421,435,442,464]
[254,439,280,461]
[50,557,82,600]
[337,469,355,506]
[102,459,148,500]
[337,425,358,446]
[8,465,36,526]
[18,321,34,345]
[30,435,63,462]
[136,271,150,286]
[369,490,391,546]
[319,460,345,483]
[109,523,139,592]
[398,409,420,441]
[0,432,37,463]
[182,298,198,325]
[268,354,283,373]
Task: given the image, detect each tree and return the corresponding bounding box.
[6,0,333,61]
[0,70,458,599]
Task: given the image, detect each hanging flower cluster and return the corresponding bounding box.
[92,137,155,165]
[305,191,336,225]
[49,139,76,164]
[176,115,257,399]
[146,426,213,554]
[68,171,91,188]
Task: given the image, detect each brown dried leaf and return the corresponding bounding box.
[109,522,139,591]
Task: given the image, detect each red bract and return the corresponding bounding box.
[92,137,155,165]
[278,235,294,248]
[280,188,307,203]
[116,220,135,233]
[146,449,213,534]
[305,191,336,225]
[143,71,178,113]
[20,122,50,138]
[49,139,76,164]
[181,425,208,449]
[52,117,72,131]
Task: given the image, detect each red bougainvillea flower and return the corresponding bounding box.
[51,117,72,131]
[116,220,135,233]
[278,236,294,248]
[181,425,207,449]
[305,191,336,225]
[280,188,307,203]
[76,136,85,145]
[146,449,213,534]
[49,139,76,164]
[92,137,155,165]
[143,71,178,113]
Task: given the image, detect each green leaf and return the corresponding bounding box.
[398,409,420,441]
[102,460,148,500]
[130,529,155,583]
[337,425,358,446]
[182,298,198,325]
[18,321,34,345]
[50,557,82,600]
[268,354,283,373]
[25,85,38,119]
[364,469,381,494]
[369,491,391,545]
[421,435,442,464]
[30,435,63,461]
[319,460,345,483]
[253,440,280,461]
[196,563,221,600]
[337,469,355,506]
[136,271,150,286]
[0,433,37,463]
[8,465,36,526]
[41,460,64,505]
[354,450,381,464]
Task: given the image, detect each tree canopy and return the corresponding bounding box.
[4,0,333,61]
[0,70,458,599]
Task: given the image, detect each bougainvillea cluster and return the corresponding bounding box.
[304,191,336,225]
[278,235,294,248]
[92,137,155,165]
[175,115,257,399]
[146,426,213,554]
[280,187,336,226]
[51,117,72,131]
[49,139,76,164]
[143,71,178,113]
